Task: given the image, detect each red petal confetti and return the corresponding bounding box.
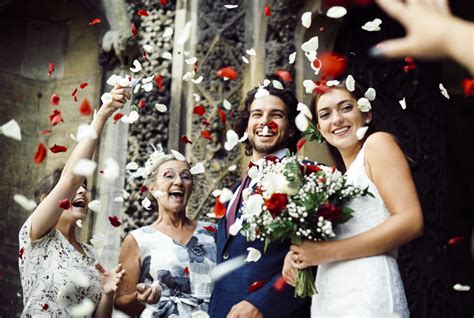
[113,113,124,124]
[50,144,68,153]
[142,50,149,61]
[79,98,93,116]
[50,94,60,106]
[312,59,321,69]
[48,63,54,76]
[448,236,464,245]
[263,5,271,16]
[204,225,216,233]
[273,275,286,292]
[18,247,24,259]
[331,165,337,173]
[218,109,226,125]
[297,138,307,151]
[79,82,88,89]
[71,88,78,97]
[403,56,416,72]
[88,18,101,26]
[275,69,292,82]
[108,216,122,227]
[214,196,226,218]
[40,129,52,135]
[217,66,238,81]
[155,75,164,92]
[201,130,212,141]
[247,280,264,293]
[140,185,148,193]
[194,62,199,73]
[34,143,47,164]
[160,0,169,5]
[131,23,138,37]
[58,198,71,210]
[184,266,189,276]
[462,78,474,96]
[42,303,49,311]
[49,109,64,126]
[319,52,347,78]
[266,121,278,131]
[137,9,149,16]
[180,135,193,145]
[201,118,210,126]
[193,105,206,116]
[138,99,146,109]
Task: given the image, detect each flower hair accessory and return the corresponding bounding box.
[127,144,168,182]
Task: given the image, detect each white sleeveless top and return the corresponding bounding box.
[311,145,409,317]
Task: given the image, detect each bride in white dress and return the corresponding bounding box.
[282,81,423,317]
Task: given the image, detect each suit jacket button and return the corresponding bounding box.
[223,252,229,260]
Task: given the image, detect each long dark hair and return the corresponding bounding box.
[34,168,88,204]
[234,84,301,156]
[310,81,378,173]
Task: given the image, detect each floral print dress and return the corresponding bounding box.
[131,221,217,317]
[18,216,102,317]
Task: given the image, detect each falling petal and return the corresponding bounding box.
[130,59,143,73]
[1,119,21,141]
[13,194,37,211]
[191,76,204,84]
[319,52,347,78]
[162,52,173,60]
[142,82,153,92]
[48,63,54,76]
[453,284,470,292]
[193,105,206,116]
[275,69,292,82]
[185,57,197,65]
[242,56,249,64]
[297,103,312,119]
[346,75,355,92]
[190,162,205,175]
[89,18,101,26]
[295,112,310,132]
[108,215,121,227]
[71,298,95,316]
[357,98,372,112]
[218,109,226,125]
[246,48,256,56]
[303,80,317,94]
[120,111,139,124]
[448,236,463,245]
[301,12,312,28]
[88,200,101,213]
[219,188,234,203]
[255,88,270,99]
[103,158,120,181]
[263,5,271,16]
[399,97,407,110]
[326,80,340,87]
[462,78,474,96]
[79,82,88,89]
[180,135,193,145]
[224,129,239,151]
[248,166,259,179]
[131,23,138,37]
[76,124,98,142]
[247,280,264,293]
[228,164,237,171]
[239,132,248,142]
[160,0,169,4]
[272,80,283,89]
[162,27,173,38]
[229,218,243,236]
[137,9,149,16]
[41,129,53,135]
[76,220,83,228]
[364,88,376,101]
[59,198,71,210]
[356,126,369,140]
[49,144,67,153]
[178,22,192,45]
[155,103,167,113]
[217,66,238,81]
[439,83,450,99]
[143,44,154,53]
[297,138,307,151]
[142,75,155,84]
[201,130,212,141]
[223,99,232,110]
[362,18,382,32]
[193,93,201,102]
[50,94,60,106]
[73,159,97,176]
[114,196,124,203]
[142,197,152,210]
[171,149,186,161]
[34,143,47,164]
[289,52,296,64]
[245,247,262,262]
[327,6,347,19]
[183,71,196,82]
[224,4,238,9]
[301,36,319,52]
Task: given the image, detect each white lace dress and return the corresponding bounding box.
[311,145,409,318]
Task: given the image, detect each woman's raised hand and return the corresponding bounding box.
[136,283,161,305]
[95,263,126,295]
[96,85,131,120]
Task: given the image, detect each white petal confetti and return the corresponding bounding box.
[88,200,101,213]
[76,219,83,228]
[245,247,262,262]
[142,197,152,210]
[248,166,259,179]
[223,99,232,110]
[126,162,139,171]
[209,255,246,282]
[364,88,376,101]
[239,132,248,142]
[362,18,382,32]
[326,80,340,87]
[356,126,369,140]
[297,103,313,119]
[346,75,355,92]
[162,52,173,60]
[191,311,210,318]
[100,92,113,105]
[262,126,269,136]
[73,159,97,176]
[120,111,139,124]
[327,6,347,19]
[301,11,312,28]
[301,36,319,52]
[190,162,205,175]
[162,27,174,38]
[228,164,237,171]
[224,4,238,9]
[70,298,95,316]
[142,75,155,84]
[439,83,450,99]
[242,56,249,64]
[155,103,168,113]
[130,59,143,73]
[178,22,192,45]
[143,44,154,53]
[76,124,97,142]
[68,268,90,287]
[13,194,37,211]
[255,88,270,99]
[289,52,296,64]
[224,129,240,151]
[229,218,243,236]
[106,74,123,86]
[246,48,256,56]
[183,71,196,82]
[103,158,120,181]
[357,98,372,112]
[185,57,197,65]
[114,196,124,203]
[295,112,310,132]
[191,76,204,84]
[171,149,186,161]
[123,190,130,199]
[142,82,154,92]
[453,283,470,291]
[134,83,141,94]
[272,80,283,89]
[303,80,317,94]
[1,119,21,141]
[399,97,407,110]
[193,93,201,102]
[219,188,234,203]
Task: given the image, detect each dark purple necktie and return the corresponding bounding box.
[226,172,252,237]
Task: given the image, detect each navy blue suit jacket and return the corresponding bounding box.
[209,180,311,317]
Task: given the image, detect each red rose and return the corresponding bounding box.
[265,193,288,218]
[303,164,321,176]
[316,203,342,222]
[264,155,279,163]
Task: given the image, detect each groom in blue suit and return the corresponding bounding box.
[209,84,311,317]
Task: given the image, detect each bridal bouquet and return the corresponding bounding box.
[239,152,372,297]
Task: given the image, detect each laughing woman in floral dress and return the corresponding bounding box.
[18,85,128,317]
[114,152,217,317]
